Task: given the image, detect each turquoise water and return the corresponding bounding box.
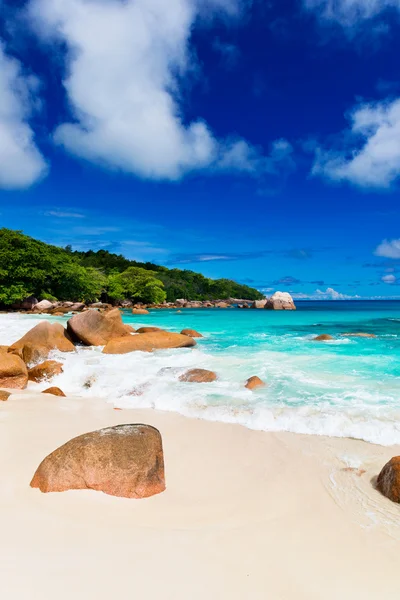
[1,301,400,445]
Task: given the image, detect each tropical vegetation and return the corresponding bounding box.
[0,229,263,306]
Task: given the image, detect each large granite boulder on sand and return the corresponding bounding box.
[8,322,75,364]
[67,308,133,346]
[181,329,203,338]
[0,354,28,389]
[179,368,217,383]
[30,424,165,499]
[28,360,63,382]
[265,292,296,310]
[0,390,11,401]
[377,457,400,503]
[103,331,196,354]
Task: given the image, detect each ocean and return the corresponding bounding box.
[1,300,400,446]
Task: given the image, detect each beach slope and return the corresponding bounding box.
[1,392,400,599]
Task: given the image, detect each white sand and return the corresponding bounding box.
[1,391,400,599]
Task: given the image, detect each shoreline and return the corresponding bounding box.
[1,390,400,598]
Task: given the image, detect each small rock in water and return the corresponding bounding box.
[83,375,96,389]
[245,376,266,390]
[181,329,203,338]
[179,368,217,383]
[341,332,377,338]
[30,424,165,499]
[314,334,334,341]
[377,456,400,503]
[28,360,63,382]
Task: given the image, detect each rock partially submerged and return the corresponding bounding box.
[181,329,203,338]
[251,300,268,309]
[0,354,28,389]
[30,424,165,499]
[132,308,149,315]
[8,321,75,363]
[265,292,296,310]
[314,334,334,341]
[179,368,217,383]
[103,331,196,354]
[245,376,265,390]
[67,308,133,346]
[377,457,400,503]
[341,332,377,338]
[28,360,63,383]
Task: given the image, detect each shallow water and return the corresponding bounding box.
[1,300,400,445]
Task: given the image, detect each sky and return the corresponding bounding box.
[1,0,400,299]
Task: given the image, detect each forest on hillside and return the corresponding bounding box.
[0,229,263,306]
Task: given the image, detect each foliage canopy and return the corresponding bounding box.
[0,229,263,306]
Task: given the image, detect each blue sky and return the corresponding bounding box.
[1,0,400,298]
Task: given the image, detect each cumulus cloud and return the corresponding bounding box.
[375,238,400,259]
[0,41,47,189]
[381,273,397,283]
[303,0,400,28]
[311,98,400,188]
[314,287,360,299]
[28,0,288,181]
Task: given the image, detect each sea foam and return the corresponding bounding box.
[1,309,400,446]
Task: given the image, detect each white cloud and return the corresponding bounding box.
[0,41,47,189]
[28,0,286,181]
[216,138,295,175]
[382,273,397,283]
[303,0,400,27]
[44,210,85,218]
[315,287,360,299]
[312,98,400,188]
[292,287,361,300]
[375,238,400,259]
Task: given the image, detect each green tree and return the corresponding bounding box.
[0,229,106,304]
[0,228,263,306]
[107,267,166,303]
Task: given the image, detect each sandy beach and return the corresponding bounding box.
[1,391,400,599]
